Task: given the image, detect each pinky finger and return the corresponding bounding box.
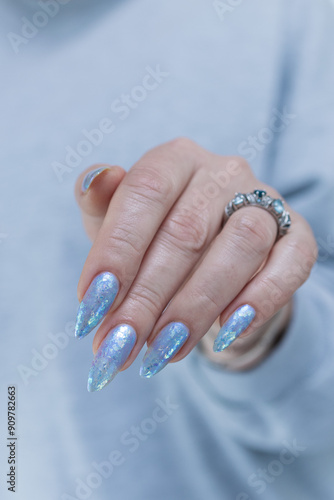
[214,214,318,352]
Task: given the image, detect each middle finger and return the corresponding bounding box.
[91,162,235,358]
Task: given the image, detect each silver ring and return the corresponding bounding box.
[224,189,291,238]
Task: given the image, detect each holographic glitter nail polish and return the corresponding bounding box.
[87,324,136,392]
[213,305,256,352]
[81,166,110,193]
[75,272,119,339]
[140,322,189,378]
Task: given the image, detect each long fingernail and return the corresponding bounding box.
[140,322,189,378]
[81,166,110,193]
[213,305,256,352]
[75,272,119,339]
[87,324,136,392]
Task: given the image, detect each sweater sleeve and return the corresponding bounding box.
[188,0,334,449]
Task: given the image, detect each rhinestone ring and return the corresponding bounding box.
[224,189,291,238]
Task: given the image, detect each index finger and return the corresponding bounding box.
[75,138,200,338]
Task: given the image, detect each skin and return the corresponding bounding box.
[74,138,318,371]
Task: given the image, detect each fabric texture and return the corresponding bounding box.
[1,1,334,499]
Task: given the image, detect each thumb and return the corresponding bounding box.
[74,164,126,242]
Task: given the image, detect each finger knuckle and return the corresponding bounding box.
[257,274,286,310]
[167,136,196,152]
[190,285,221,316]
[231,155,251,172]
[127,164,175,205]
[161,208,210,255]
[229,210,275,257]
[224,155,251,179]
[165,137,206,168]
[285,237,317,278]
[109,222,145,258]
[261,273,284,298]
[126,283,163,317]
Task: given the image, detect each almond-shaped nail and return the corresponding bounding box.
[81,166,110,193]
[75,272,119,339]
[213,305,256,352]
[87,324,136,392]
[140,322,189,378]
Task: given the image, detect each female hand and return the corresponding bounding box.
[74,138,317,391]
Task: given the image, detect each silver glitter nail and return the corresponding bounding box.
[87,324,136,392]
[140,322,189,378]
[213,305,256,352]
[75,272,119,339]
[81,166,110,193]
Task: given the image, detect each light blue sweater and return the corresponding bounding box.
[1,1,334,499]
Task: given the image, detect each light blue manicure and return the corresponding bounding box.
[213,305,256,352]
[75,272,119,339]
[140,322,189,378]
[87,324,136,392]
[81,166,110,193]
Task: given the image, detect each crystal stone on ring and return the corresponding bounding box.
[272,199,284,214]
[234,195,244,206]
[254,189,266,199]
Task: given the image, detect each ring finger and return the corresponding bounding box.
[139,205,278,377]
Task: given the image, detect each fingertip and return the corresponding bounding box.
[75,163,125,197]
[75,164,126,217]
[81,166,111,194]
